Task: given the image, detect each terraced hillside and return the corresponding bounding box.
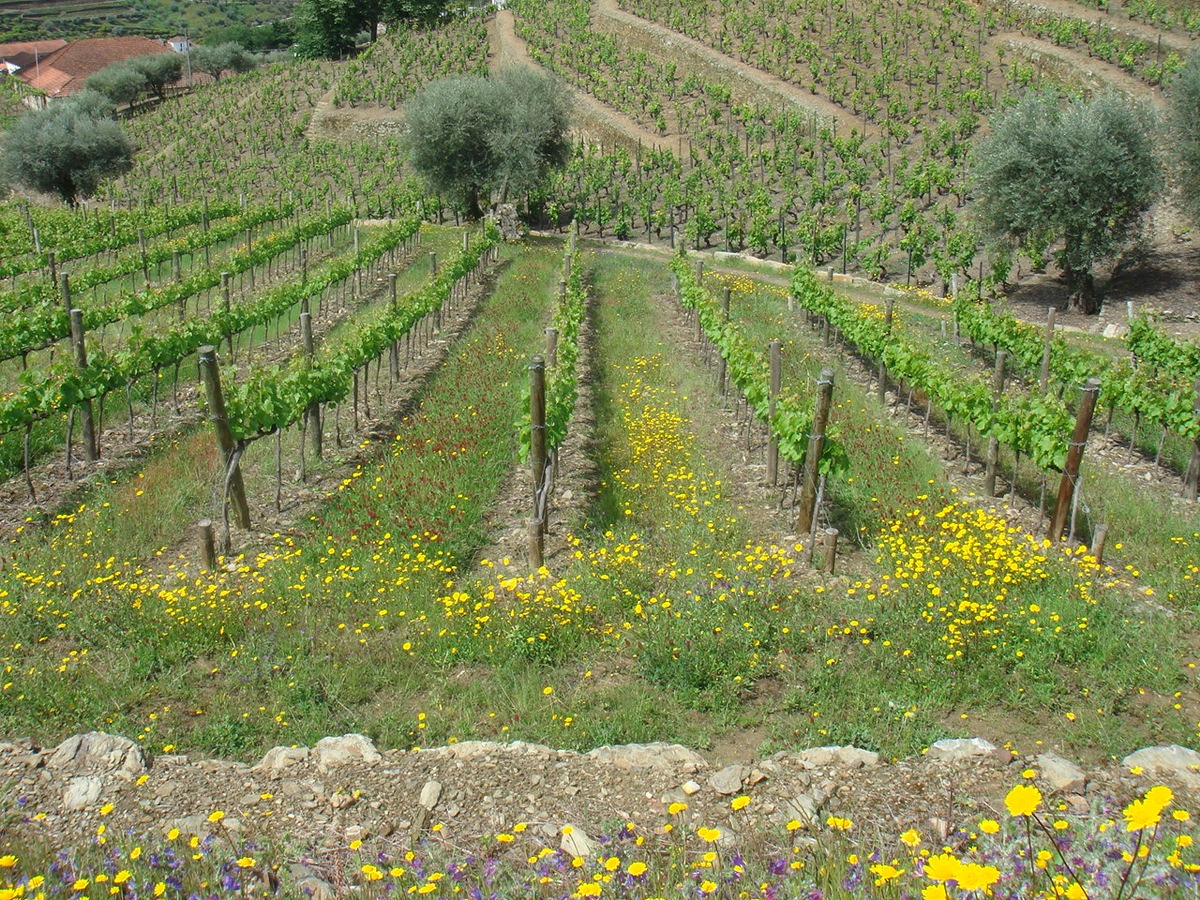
[0,1,1198,896]
[0,0,294,41]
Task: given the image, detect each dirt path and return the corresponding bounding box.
[996,0,1197,55]
[489,9,680,154]
[594,0,872,138]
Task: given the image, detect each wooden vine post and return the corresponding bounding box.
[717,286,731,396]
[546,327,559,369]
[1039,307,1057,391]
[796,368,835,533]
[528,354,547,569]
[69,307,99,462]
[767,339,782,485]
[984,349,1007,496]
[388,272,399,379]
[198,345,251,531]
[1049,377,1101,541]
[877,296,893,404]
[1187,374,1200,503]
[59,272,73,327]
[198,519,217,570]
[301,309,321,459]
[221,272,233,356]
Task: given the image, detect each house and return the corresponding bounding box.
[166,36,191,54]
[14,36,173,106]
[0,39,68,76]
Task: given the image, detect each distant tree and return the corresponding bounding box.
[295,0,359,58]
[1,90,135,205]
[86,61,147,107]
[1167,52,1200,227]
[296,0,449,58]
[189,42,257,82]
[204,21,295,52]
[128,52,184,101]
[403,68,571,219]
[971,90,1160,313]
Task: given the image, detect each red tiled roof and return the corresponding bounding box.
[16,36,170,98]
[0,39,68,68]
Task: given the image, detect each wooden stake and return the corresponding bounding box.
[530,355,547,525]
[69,308,98,461]
[820,527,838,573]
[546,327,559,369]
[984,350,1007,496]
[1049,378,1100,541]
[717,287,731,397]
[1090,522,1109,568]
[301,312,321,459]
[528,517,544,570]
[221,272,232,356]
[767,339,782,485]
[797,368,835,533]
[1039,307,1056,391]
[198,345,251,531]
[198,519,217,570]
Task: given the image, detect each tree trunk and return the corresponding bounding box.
[1065,265,1098,315]
[465,188,484,222]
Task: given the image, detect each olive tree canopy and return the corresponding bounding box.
[403,67,571,219]
[2,91,135,205]
[1167,52,1200,227]
[971,90,1160,313]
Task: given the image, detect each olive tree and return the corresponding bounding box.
[129,52,184,101]
[971,90,1160,313]
[189,42,256,82]
[1,91,135,205]
[1167,52,1200,227]
[85,62,147,106]
[403,67,571,219]
[86,53,183,107]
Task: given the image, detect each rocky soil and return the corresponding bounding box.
[4,731,1200,880]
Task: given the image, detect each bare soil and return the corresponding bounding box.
[489,8,681,154]
[3,730,1189,871]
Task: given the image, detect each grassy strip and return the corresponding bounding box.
[703,268,952,539]
[0,239,555,755]
[697,269,1189,758]
[851,284,1200,609]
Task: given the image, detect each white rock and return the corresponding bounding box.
[252,746,310,775]
[781,793,819,826]
[585,743,707,772]
[443,741,504,759]
[708,764,748,795]
[47,733,145,775]
[794,746,880,769]
[62,775,103,811]
[681,780,702,795]
[313,734,381,770]
[560,824,600,859]
[1122,746,1200,784]
[926,737,997,761]
[1036,753,1086,793]
[420,780,442,809]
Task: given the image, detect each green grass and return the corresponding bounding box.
[1,244,1194,765]
[0,235,557,755]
